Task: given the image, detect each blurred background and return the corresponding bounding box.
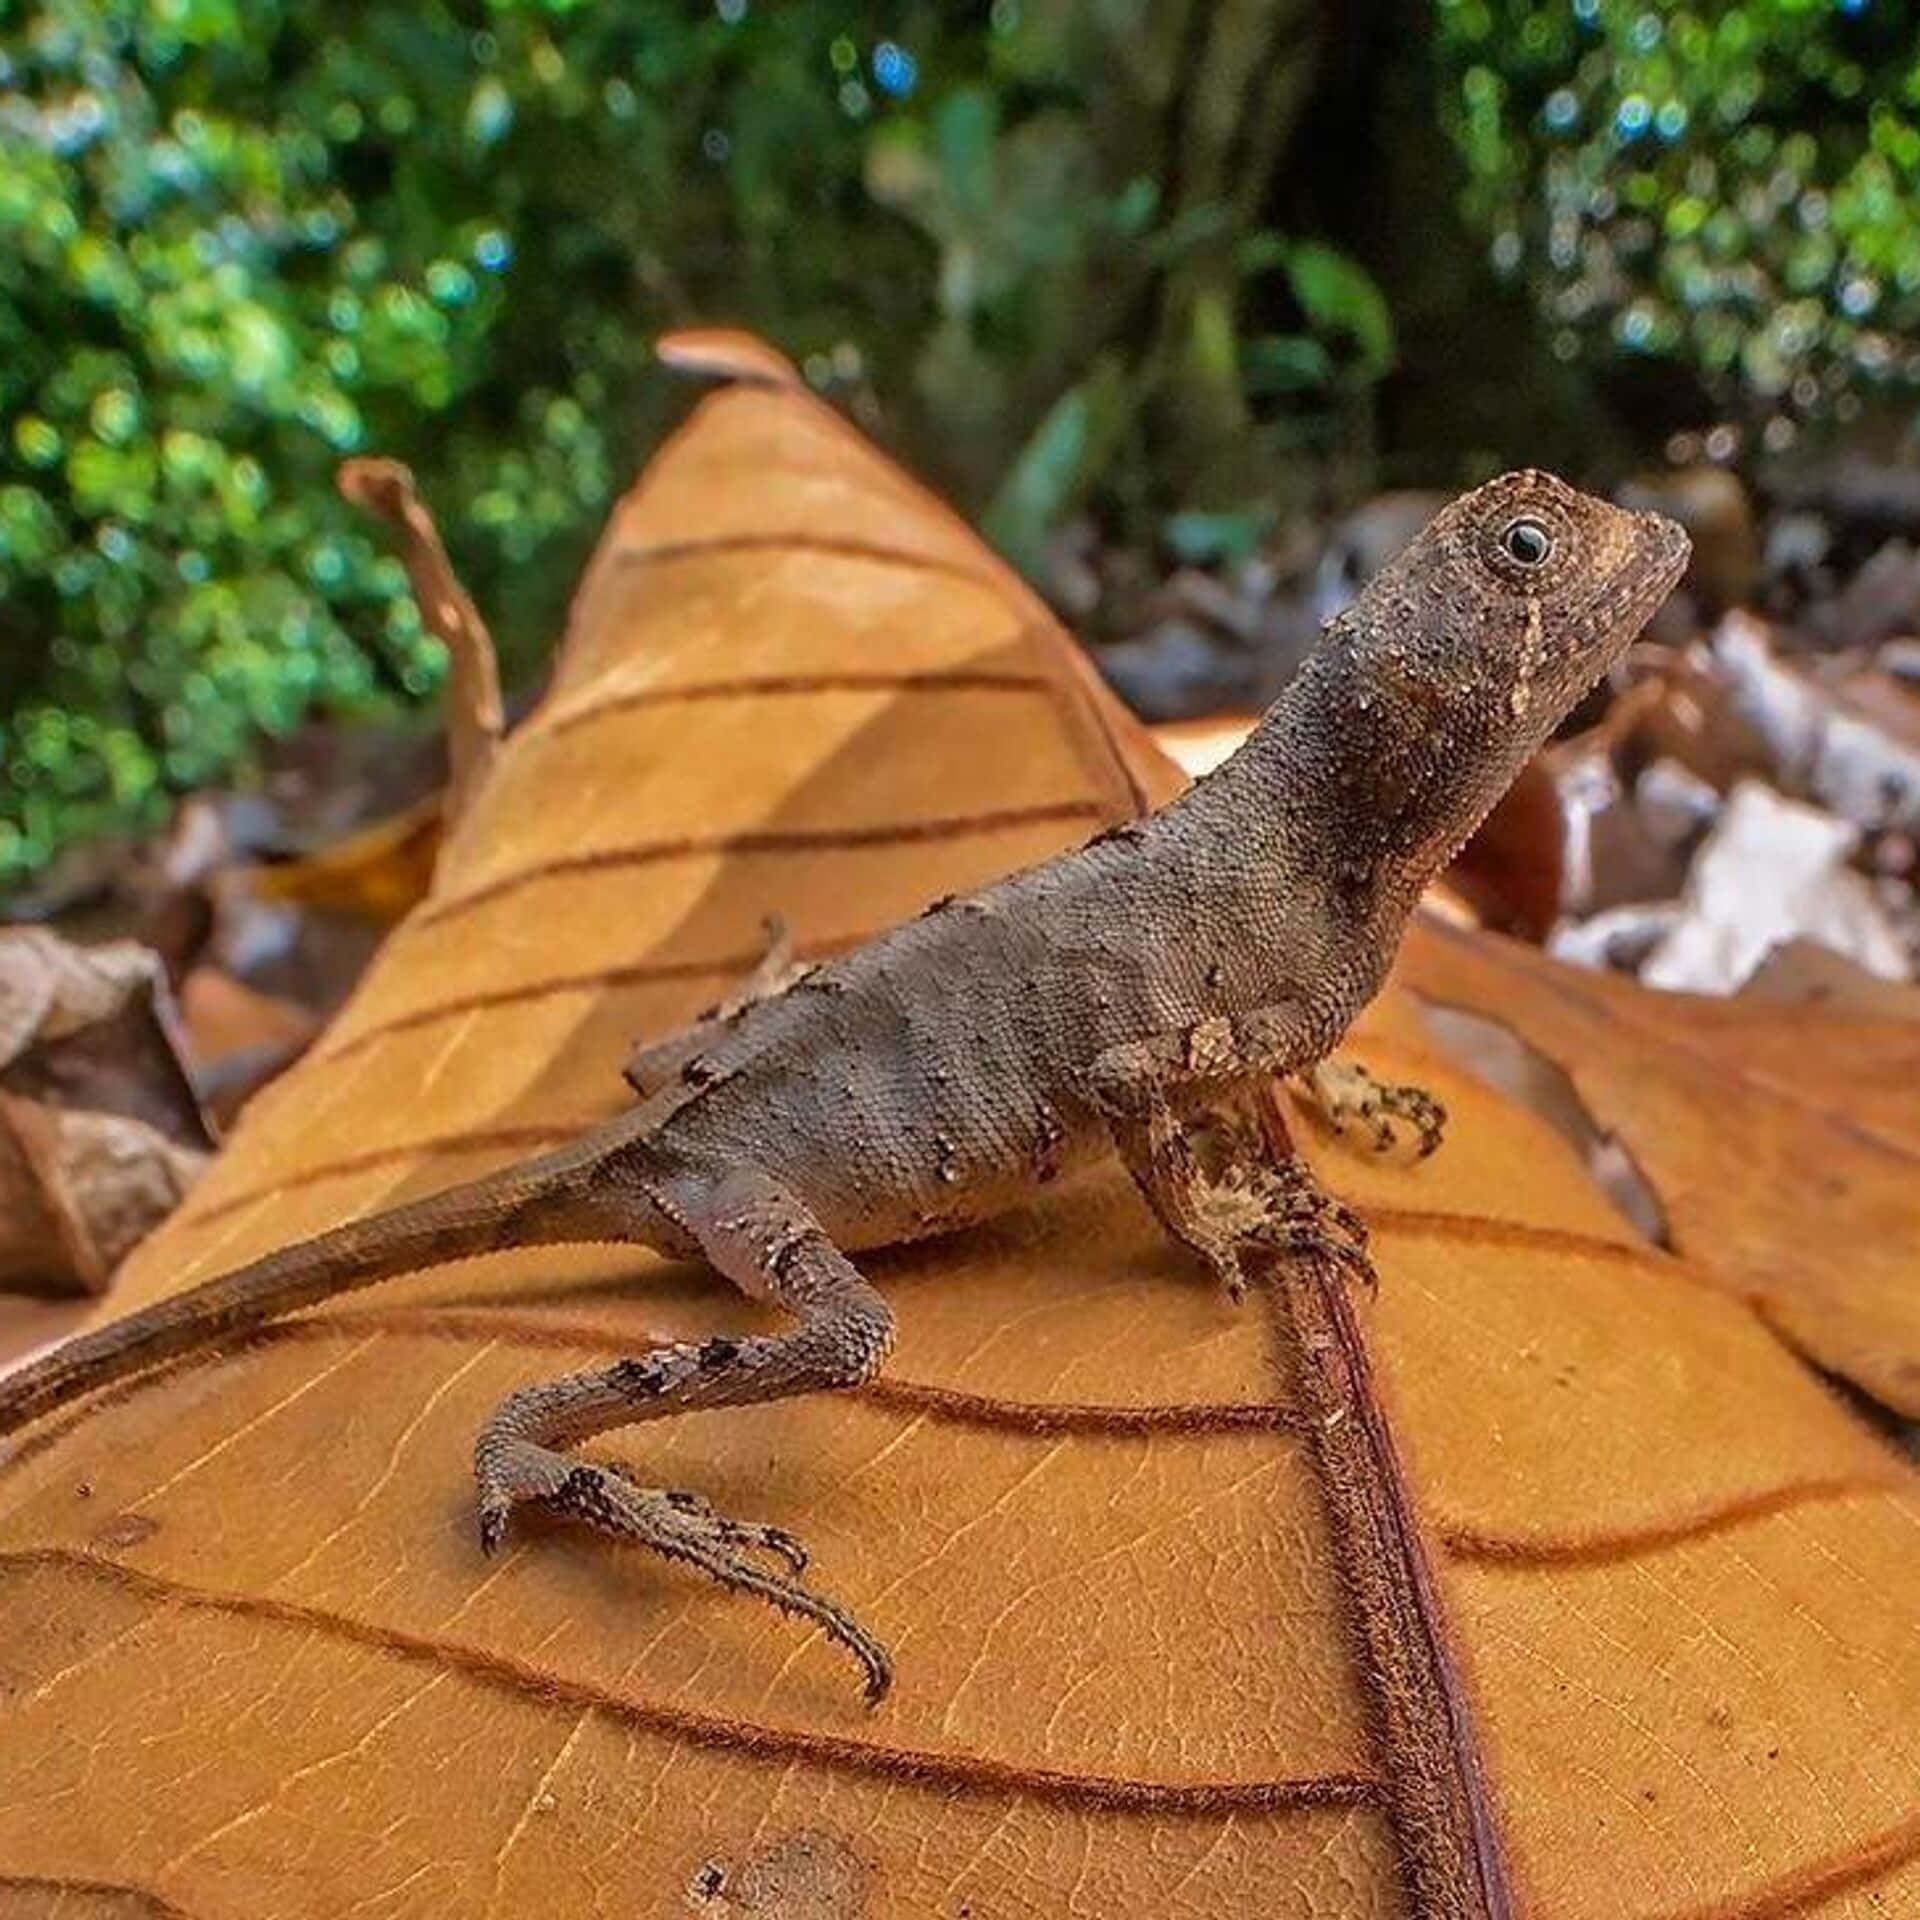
[2,0,1919,999]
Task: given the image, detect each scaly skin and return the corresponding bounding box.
[0,471,1688,1699]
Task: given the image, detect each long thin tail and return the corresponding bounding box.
[0,1121,649,1441]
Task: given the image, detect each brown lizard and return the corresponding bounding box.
[0,471,1687,1701]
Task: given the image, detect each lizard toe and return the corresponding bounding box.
[473,1440,887,1699]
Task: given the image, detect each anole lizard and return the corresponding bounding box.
[0,471,1687,1700]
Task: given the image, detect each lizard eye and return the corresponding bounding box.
[1501,517,1553,566]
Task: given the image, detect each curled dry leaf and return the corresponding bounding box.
[1440,756,1567,942]
[338,456,505,833]
[236,792,445,927]
[655,328,808,389]
[0,928,211,1297]
[0,341,1915,1918]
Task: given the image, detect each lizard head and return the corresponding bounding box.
[1292,468,1689,915]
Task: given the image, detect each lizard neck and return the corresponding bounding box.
[1186,636,1474,957]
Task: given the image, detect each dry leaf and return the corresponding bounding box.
[1402,912,1920,1419]
[0,929,211,1296]
[1717,611,1920,834]
[1638,778,1907,992]
[0,343,1915,1919]
[338,458,504,830]
[656,328,809,389]
[1441,756,1567,941]
[236,793,445,926]
[173,967,321,1127]
[1741,935,1920,1017]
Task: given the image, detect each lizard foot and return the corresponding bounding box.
[475,1447,893,1703]
[1107,1099,1376,1306]
[1259,1167,1382,1290]
[1179,1156,1377,1299]
[1247,1163,1377,1294]
[1267,1175,1374,1297]
[1303,1059,1447,1160]
[1138,1104,1262,1306]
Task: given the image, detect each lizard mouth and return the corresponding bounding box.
[1581,507,1692,646]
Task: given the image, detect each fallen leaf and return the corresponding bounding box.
[1402,912,1920,1417]
[0,339,1914,1919]
[657,328,809,389]
[1740,935,1920,1017]
[174,967,320,1127]
[338,459,504,831]
[1581,645,1775,796]
[236,793,444,926]
[1553,732,1711,919]
[1717,611,1920,834]
[1443,756,1567,941]
[0,929,211,1296]
[1638,778,1907,992]
[1808,536,1920,653]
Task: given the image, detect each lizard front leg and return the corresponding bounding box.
[1087,1009,1373,1302]
[472,1162,896,1701]
[1300,1057,1447,1159]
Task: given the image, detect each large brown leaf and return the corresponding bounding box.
[1,341,1915,1919]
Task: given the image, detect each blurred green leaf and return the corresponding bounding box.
[1162,505,1273,568]
[1280,243,1396,379]
[1243,333,1336,393]
[0,0,937,886]
[981,355,1129,578]
[1435,0,1920,428]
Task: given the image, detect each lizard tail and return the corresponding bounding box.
[0,1122,656,1442]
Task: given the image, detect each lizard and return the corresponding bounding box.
[0,470,1687,1702]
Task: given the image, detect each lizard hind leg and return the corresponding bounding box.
[471,1164,897,1702]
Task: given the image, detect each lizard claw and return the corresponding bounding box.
[750,1524,811,1576]
[477,1503,510,1557]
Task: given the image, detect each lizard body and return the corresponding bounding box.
[0,471,1687,1698]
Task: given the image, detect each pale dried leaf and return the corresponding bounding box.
[0,929,211,1296]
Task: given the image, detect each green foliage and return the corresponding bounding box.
[0,0,935,885]
[1272,242,1396,383]
[1,1,1391,884]
[869,76,1395,561]
[865,84,1131,501]
[980,353,1129,578]
[1435,0,1920,434]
